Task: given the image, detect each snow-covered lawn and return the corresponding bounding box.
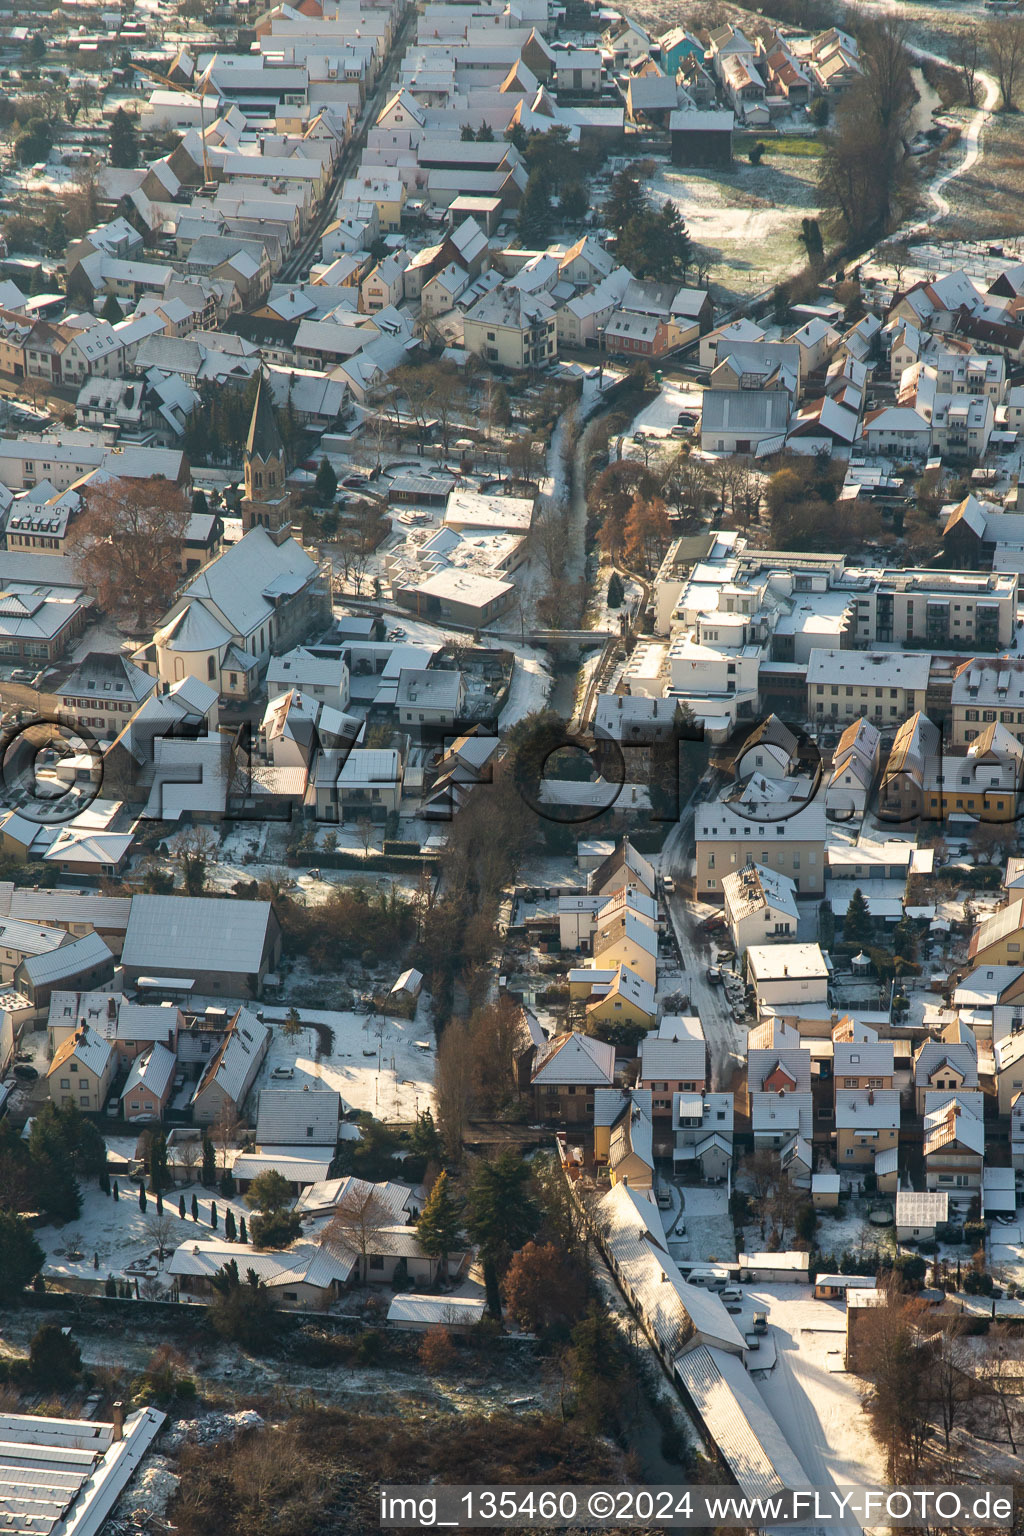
[38,1179,252,1292]
[257,1007,435,1122]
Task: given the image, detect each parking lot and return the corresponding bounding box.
[988,1213,1024,1286]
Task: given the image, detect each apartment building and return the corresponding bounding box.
[695,786,826,898]
[952,657,1024,747]
[806,651,930,726]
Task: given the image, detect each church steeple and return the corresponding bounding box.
[241,368,292,533]
[246,367,285,466]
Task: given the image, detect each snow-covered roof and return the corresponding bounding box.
[123,895,275,977]
[122,1042,177,1106]
[255,1086,341,1148]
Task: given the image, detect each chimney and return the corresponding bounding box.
[111,1402,125,1443]
[868,1089,875,1105]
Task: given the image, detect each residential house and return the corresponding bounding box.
[313,746,403,822]
[696,784,826,899]
[16,931,115,1011]
[594,1087,654,1191]
[923,1091,985,1196]
[530,1030,616,1123]
[672,1090,734,1180]
[190,1006,272,1125]
[834,1089,900,1170]
[878,712,939,824]
[254,1086,342,1148]
[637,1016,708,1120]
[463,285,556,369]
[967,897,1024,968]
[721,863,798,953]
[807,651,931,728]
[121,1042,178,1122]
[582,963,657,1033]
[833,1038,895,1099]
[592,909,659,987]
[56,652,156,739]
[825,718,880,821]
[47,1023,116,1113]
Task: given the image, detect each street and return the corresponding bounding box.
[660,807,748,1089]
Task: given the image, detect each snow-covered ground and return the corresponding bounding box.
[499,649,552,730]
[989,1215,1024,1286]
[257,1007,435,1122]
[38,1178,253,1292]
[628,381,704,439]
[750,1285,885,1518]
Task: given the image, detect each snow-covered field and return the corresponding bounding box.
[257,1007,435,1122]
[648,152,822,302]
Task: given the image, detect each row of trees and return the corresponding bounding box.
[819,18,916,245]
[860,1287,1024,1477]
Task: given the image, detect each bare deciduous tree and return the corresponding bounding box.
[434,1018,473,1159]
[985,15,1024,110]
[931,1319,974,1449]
[324,1184,393,1283]
[954,28,981,107]
[981,1325,1024,1454]
[147,1211,176,1262]
[67,475,190,627]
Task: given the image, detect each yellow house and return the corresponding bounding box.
[47,1023,116,1113]
[583,964,656,1033]
[995,1032,1024,1114]
[966,895,1024,968]
[0,809,36,863]
[594,1088,656,1194]
[834,1089,900,1167]
[592,912,658,988]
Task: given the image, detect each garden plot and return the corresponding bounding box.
[669,1183,736,1266]
[37,1179,252,1293]
[257,1007,435,1123]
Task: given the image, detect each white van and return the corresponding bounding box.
[686,1268,731,1291]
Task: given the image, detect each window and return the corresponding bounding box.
[60,1078,70,1090]
[369,1255,385,1271]
[80,1096,89,1107]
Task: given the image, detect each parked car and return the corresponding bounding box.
[13,1064,37,1081]
[270,1066,295,1080]
[706,965,722,985]
[752,1311,768,1333]
[663,875,675,894]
